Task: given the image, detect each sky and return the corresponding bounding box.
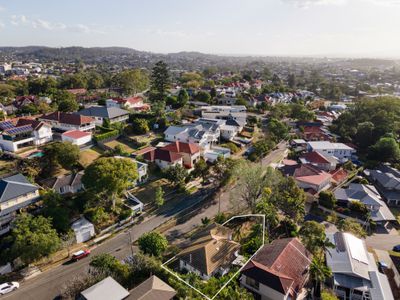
[1,0,400,57]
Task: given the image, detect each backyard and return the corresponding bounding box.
[79,147,103,167]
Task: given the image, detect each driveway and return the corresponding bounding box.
[366,229,400,251]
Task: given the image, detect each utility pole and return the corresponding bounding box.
[127,231,134,258]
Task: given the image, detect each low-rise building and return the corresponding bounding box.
[326,231,394,300]
[365,164,400,206]
[41,172,84,195]
[334,183,395,226]
[307,141,356,163]
[127,275,176,300]
[240,238,312,300]
[0,174,40,235]
[39,111,95,132]
[61,130,92,146]
[299,151,338,171]
[76,106,129,125]
[0,119,52,152]
[71,217,95,243]
[293,164,332,193]
[80,276,129,300]
[178,224,240,280]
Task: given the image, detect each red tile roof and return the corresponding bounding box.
[162,141,201,155]
[330,168,348,184]
[134,146,157,157]
[300,151,330,164]
[66,88,87,95]
[40,112,94,126]
[294,164,332,186]
[62,130,91,139]
[241,238,312,296]
[144,148,183,163]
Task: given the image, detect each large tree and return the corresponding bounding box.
[10,214,61,264]
[82,157,138,209]
[138,232,168,257]
[272,176,306,224]
[58,97,79,112]
[232,162,281,213]
[150,61,170,103]
[163,164,188,188]
[42,190,71,233]
[112,69,149,95]
[43,141,80,173]
[369,136,400,162]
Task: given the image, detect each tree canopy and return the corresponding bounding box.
[10,214,61,264]
[138,232,168,257]
[82,157,138,209]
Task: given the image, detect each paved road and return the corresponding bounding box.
[3,189,211,300]
[261,141,288,167]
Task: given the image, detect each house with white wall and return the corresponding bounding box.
[307,141,355,163]
[39,112,95,132]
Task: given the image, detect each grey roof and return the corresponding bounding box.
[334,184,395,222]
[0,174,39,203]
[76,106,129,119]
[164,126,187,136]
[367,165,400,190]
[127,276,176,300]
[42,172,83,191]
[81,277,129,300]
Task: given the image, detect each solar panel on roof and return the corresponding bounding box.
[4,125,33,135]
[0,121,15,130]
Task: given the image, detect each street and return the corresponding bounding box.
[3,143,289,300]
[3,189,211,300]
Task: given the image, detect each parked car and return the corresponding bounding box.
[0,282,19,295]
[393,245,400,252]
[71,249,90,261]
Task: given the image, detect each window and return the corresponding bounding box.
[245,276,259,290]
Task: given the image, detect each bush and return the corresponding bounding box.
[319,191,336,209]
[349,201,369,215]
[94,130,119,142]
[130,118,150,134]
[221,142,239,154]
[85,207,110,226]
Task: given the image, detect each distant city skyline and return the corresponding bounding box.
[1,0,400,58]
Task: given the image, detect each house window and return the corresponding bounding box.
[245,276,259,290]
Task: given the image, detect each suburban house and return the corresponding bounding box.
[178,224,240,280]
[240,238,312,300]
[199,105,247,128]
[293,164,332,193]
[76,106,129,125]
[80,276,130,300]
[41,172,84,195]
[39,111,96,132]
[0,119,52,152]
[217,97,237,105]
[326,231,394,300]
[291,139,308,152]
[106,96,150,111]
[61,130,92,146]
[299,151,338,171]
[127,275,176,300]
[161,141,201,169]
[0,174,40,235]
[334,183,395,226]
[143,148,183,170]
[365,164,400,206]
[300,126,332,141]
[164,119,223,149]
[306,141,356,163]
[71,217,95,243]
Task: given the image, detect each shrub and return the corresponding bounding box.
[319,191,336,209]
[94,130,119,142]
[221,142,239,154]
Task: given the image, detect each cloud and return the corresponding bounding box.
[281,0,346,8]
[9,15,104,34]
[367,0,400,6]
[0,21,4,30]
[0,6,5,12]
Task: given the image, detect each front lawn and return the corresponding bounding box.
[130,178,174,204]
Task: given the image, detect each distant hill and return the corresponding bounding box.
[0,46,398,71]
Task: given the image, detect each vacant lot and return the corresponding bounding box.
[0,159,16,176]
[104,140,136,154]
[79,148,102,167]
[130,178,174,204]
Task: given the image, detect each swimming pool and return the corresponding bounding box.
[28,151,44,158]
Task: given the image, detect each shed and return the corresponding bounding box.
[62,130,92,146]
[81,276,129,300]
[71,217,95,243]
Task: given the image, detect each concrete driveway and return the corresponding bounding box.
[366,229,400,251]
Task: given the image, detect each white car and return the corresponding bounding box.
[0,282,19,295]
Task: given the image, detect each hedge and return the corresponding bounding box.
[94,129,119,142]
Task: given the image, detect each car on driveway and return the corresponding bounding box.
[393,245,400,252]
[0,282,19,295]
[71,249,90,261]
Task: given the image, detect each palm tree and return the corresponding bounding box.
[309,256,332,299]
